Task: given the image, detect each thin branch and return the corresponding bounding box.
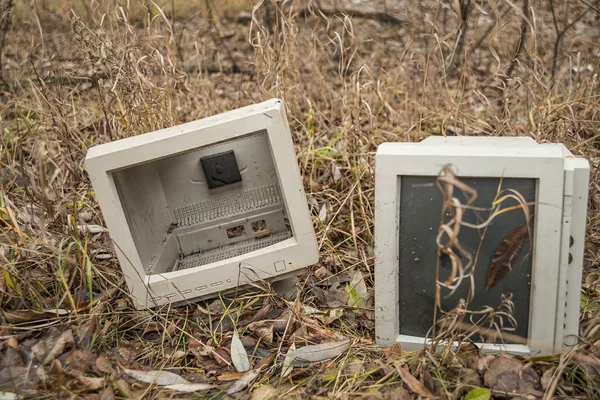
[579,0,600,15]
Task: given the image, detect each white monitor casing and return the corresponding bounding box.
[86,99,318,309]
[374,136,589,356]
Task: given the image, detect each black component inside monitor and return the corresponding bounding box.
[398,176,536,343]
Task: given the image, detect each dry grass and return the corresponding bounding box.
[0,0,599,398]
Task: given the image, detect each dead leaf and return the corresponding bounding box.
[518,367,543,396]
[314,286,349,308]
[382,386,411,400]
[0,366,48,391]
[314,266,330,281]
[77,224,108,233]
[393,362,434,397]
[483,356,523,387]
[281,343,296,378]
[213,347,232,366]
[95,356,111,374]
[114,378,134,398]
[290,339,350,363]
[123,368,189,386]
[318,203,328,223]
[31,328,74,365]
[163,383,214,392]
[384,344,403,362]
[99,386,115,400]
[347,269,369,309]
[273,309,294,333]
[541,367,556,390]
[251,385,279,400]
[189,338,213,358]
[227,368,260,395]
[231,330,250,372]
[248,320,274,344]
[486,223,529,290]
[332,163,342,182]
[100,386,115,400]
[75,319,96,349]
[79,375,104,390]
[477,354,495,373]
[218,371,245,381]
[6,338,17,349]
[492,370,520,393]
[1,309,66,324]
[171,350,186,361]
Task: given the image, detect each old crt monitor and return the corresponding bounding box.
[374,136,589,355]
[85,99,318,309]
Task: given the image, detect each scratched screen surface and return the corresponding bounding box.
[398,176,536,342]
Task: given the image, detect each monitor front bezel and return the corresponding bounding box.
[85,99,318,309]
[374,141,566,355]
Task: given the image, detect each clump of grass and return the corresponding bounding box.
[0,0,599,398]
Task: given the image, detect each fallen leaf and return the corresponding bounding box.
[541,367,556,390]
[213,347,232,366]
[31,328,74,365]
[314,286,349,308]
[123,368,189,386]
[492,370,520,393]
[384,344,403,362]
[99,386,115,400]
[281,343,296,378]
[75,319,96,349]
[231,330,250,372]
[1,309,65,324]
[393,362,434,397]
[163,383,214,392]
[79,375,104,390]
[346,269,369,308]
[1,348,23,369]
[227,369,260,395]
[318,203,328,223]
[285,339,350,365]
[218,371,245,381]
[77,224,108,233]
[251,385,279,400]
[332,163,342,182]
[464,387,491,400]
[189,338,213,358]
[114,378,134,398]
[171,350,186,361]
[483,356,523,387]
[248,320,274,344]
[0,366,47,391]
[486,223,529,290]
[314,266,330,281]
[95,356,111,374]
[517,366,543,396]
[382,386,411,399]
[6,338,17,349]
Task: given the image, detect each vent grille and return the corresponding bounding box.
[177,230,292,270]
[173,184,282,227]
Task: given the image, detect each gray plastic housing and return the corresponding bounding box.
[85,99,319,309]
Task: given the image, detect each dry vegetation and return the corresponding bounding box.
[0,0,599,398]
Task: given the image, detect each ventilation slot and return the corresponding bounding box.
[173,184,282,227]
[177,230,292,270]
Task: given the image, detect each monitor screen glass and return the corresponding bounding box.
[398,176,536,342]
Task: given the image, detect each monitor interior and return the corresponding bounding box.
[112,130,293,275]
